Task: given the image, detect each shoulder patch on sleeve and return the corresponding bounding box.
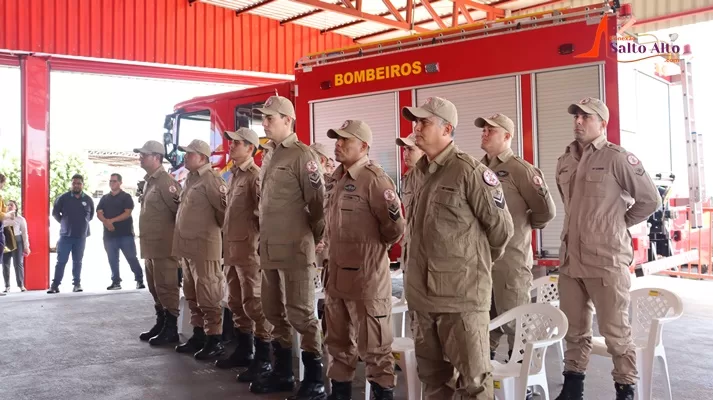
[627,154,640,166]
[383,189,397,201]
[169,185,177,194]
[309,171,323,189]
[483,169,499,187]
[532,175,544,187]
[306,160,319,173]
[492,189,506,209]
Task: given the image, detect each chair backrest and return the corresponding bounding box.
[531,275,560,304]
[630,287,684,345]
[503,303,567,374]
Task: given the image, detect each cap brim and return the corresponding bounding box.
[132,147,145,153]
[253,107,280,116]
[474,117,498,128]
[177,145,196,153]
[395,137,415,147]
[401,106,434,122]
[224,131,239,141]
[327,129,358,141]
[568,104,597,116]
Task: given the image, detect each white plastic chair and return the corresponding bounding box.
[364,337,421,400]
[490,303,568,400]
[530,275,564,370]
[590,287,683,400]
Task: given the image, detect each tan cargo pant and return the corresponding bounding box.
[559,272,638,384]
[146,257,180,317]
[325,296,395,388]
[412,311,493,400]
[261,267,322,354]
[489,265,533,352]
[183,259,226,336]
[226,264,273,341]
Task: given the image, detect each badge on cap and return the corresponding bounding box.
[580,97,592,105]
[490,113,500,119]
[425,97,433,104]
[483,169,499,187]
[532,175,543,187]
[265,97,273,107]
[306,160,319,173]
[627,154,640,165]
[384,189,397,202]
[341,120,351,129]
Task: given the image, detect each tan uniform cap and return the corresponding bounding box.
[253,95,296,119]
[396,133,417,147]
[178,139,212,158]
[568,97,610,122]
[225,128,260,148]
[474,113,515,134]
[327,119,373,146]
[310,142,331,159]
[133,140,165,155]
[402,96,458,128]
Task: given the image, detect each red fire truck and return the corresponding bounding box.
[162,2,710,277]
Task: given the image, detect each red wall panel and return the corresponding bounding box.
[0,0,354,75]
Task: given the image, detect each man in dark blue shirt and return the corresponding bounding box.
[48,174,95,294]
[97,173,145,290]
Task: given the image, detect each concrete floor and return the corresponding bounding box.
[0,275,711,400]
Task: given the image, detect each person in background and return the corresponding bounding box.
[48,174,95,294]
[97,173,146,290]
[3,200,29,292]
[0,173,7,297]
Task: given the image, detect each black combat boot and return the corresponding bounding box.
[555,372,585,400]
[140,306,165,341]
[176,326,207,354]
[215,330,254,369]
[615,383,635,400]
[249,341,295,394]
[286,351,327,400]
[149,311,180,346]
[194,335,226,360]
[238,337,273,383]
[327,380,352,400]
[369,382,393,400]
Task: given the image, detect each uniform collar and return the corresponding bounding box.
[145,166,164,181]
[482,148,514,168]
[417,141,455,173]
[278,133,298,148]
[566,134,607,159]
[194,163,212,176]
[231,158,254,173]
[337,155,370,181]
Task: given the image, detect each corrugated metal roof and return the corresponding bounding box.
[201,0,713,44]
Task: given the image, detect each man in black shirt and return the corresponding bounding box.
[48,174,95,294]
[97,173,145,290]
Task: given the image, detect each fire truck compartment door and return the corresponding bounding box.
[312,92,399,183]
[535,64,603,257]
[414,75,520,161]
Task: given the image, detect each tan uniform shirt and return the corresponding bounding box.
[223,158,260,267]
[319,172,332,265]
[480,148,556,269]
[399,169,419,267]
[556,135,661,278]
[405,142,514,313]
[173,163,228,261]
[259,133,325,269]
[325,156,405,300]
[139,168,182,259]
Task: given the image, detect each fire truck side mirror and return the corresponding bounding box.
[164,114,174,131]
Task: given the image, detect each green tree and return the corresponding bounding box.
[0,149,91,212]
[50,152,91,206]
[0,148,22,210]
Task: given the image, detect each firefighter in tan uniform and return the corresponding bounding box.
[323,120,405,400]
[310,142,333,335]
[173,139,229,361]
[394,133,423,272]
[476,113,556,361]
[554,97,661,400]
[250,95,327,400]
[214,128,274,382]
[402,97,514,400]
[133,140,182,346]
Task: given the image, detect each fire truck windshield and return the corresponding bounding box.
[164,109,211,170]
[235,103,267,138]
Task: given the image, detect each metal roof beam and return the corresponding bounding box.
[446,0,504,19]
[321,0,444,35]
[289,0,430,33]
[421,0,448,29]
[382,0,406,23]
[235,0,277,16]
[280,9,324,24]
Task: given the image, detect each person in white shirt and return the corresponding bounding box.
[3,200,29,292]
